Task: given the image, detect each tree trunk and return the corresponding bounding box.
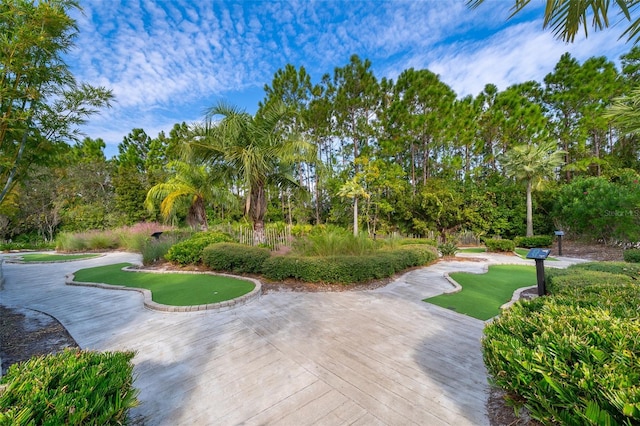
[526,179,533,237]
[353,196,358,236]
[250,183,267,245]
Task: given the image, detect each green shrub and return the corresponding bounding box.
[202,243,271,274]
[262,245,437,284]
[0,349,138,425]
[623,248,640,263]
[513,235,553,248]
[485,262,640,424]
[438,241,458,257]
[566,261,640,278]
[165,231,234,265]
[483,301,640,425]
[292,229,379,257]
[484,238,515,252]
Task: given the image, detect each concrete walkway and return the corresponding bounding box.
[0,252,581,425]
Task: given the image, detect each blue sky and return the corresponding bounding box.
[65,1,633,158]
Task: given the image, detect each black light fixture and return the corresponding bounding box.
[554,230,564,256]
[526,248,551,296]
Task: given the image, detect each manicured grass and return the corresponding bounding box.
[459,247,486,253]
[72,263,255,306]
[19,253,101,262]
[514,247,558,261]
[424,265,536,320]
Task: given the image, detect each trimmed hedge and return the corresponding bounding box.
[165,231,234,265]
[202,243,271,274]
[0,349,137,425]
[484,238,515,252]
[262,245,437,284]
[483,263,640,424]
[513,235,553,248]
[623,248,640,263]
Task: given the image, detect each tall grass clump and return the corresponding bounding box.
[0,349,138,425]
[56,223,176,253]
[292,228,379,257]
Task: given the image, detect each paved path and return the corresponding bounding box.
[0,252,582,425]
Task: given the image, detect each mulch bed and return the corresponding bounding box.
[0,241,622,424]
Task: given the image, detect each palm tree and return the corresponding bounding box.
[337,177,370,236]
[189,101,314,244]
[501,141,565,236]
[145,160,235,230]
[606,87,640,134]
[468,0,640,43]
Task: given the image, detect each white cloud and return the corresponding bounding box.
[65,0,634,156]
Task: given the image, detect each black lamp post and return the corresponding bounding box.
[526,248,551,296]
[554,230,564,256]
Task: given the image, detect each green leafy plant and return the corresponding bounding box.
[261,245,437,284]
[514,235,553,248]
[623,248,640,263]
[165,231,234,265]
[292,228,379,257]
[202,243,271,274]
[438,241,458,257]
[0,349,138,425]
[484,238,515,252]
[484,262,640,424]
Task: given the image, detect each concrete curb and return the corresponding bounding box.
[65,266,261,313]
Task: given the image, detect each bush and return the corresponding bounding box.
[202,243,271,274]
[0,349,138,425]
[438,241,458,257]
[483,301,640,425]
[262,245,437,284]
[484,238,515,252]
[623,248,640,263]
[165,231,234,265]
[513,235,553,248]
[484,262,640,424]
[292,229,379,257]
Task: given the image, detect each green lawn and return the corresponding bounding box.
[459,247,486,253]
[72,263,255,306]
[424,265,536,320]
[19,253,101,262]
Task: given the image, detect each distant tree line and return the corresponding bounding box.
[5,0,640,245]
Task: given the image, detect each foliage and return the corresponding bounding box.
[55,223,174,252]
[623,248,640,263]
[164,231,234,266]
[202,243,271,274]
[189,101,315,245]
[469,0,640,43]
[500,141,565,236]
[553,172,640,242]
[292,228,379,256]
[438,241,458,257]
[483,300,640,425]
[0,349,137,425]
[262,245,436,283]
[484,238,515,252]
[0,0,113,206]
[513,235,553,248]
[484,263,640,424]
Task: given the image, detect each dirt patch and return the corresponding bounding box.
[0,305,79,375]
[552,239,623,261]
